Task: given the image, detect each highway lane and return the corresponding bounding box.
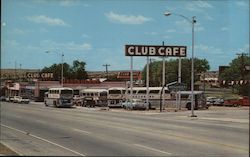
[1,101,249,156]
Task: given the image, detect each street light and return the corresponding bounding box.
[45,51,64,86]
[164,11,197,117]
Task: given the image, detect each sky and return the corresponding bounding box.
[1,0,249,72]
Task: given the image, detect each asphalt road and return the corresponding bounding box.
[0,101,249,156]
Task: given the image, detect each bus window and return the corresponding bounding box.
[138,90,146,94]
[61,90,73,94]
[100,92,107,96]
[164,90,170,94]
[109,90,121,94]
[149,90,160,94]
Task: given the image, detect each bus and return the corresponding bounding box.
[107,87,126,107]
[178,91,208,110]
[80,88,108,107]
[107,87,171,108]
[126,87,171,109]
[44,87,74,107]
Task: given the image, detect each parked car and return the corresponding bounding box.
[0,96,6,101]
[17,96,30,104]
[223,96,249,107]
[213,98,224,105]
[83,97,95,107]
[121,99,149,110]
[73,95,83,106]
[13,96,29,104]
[206,97,224,106]
[13,96,21,103]
[206,97,217,105]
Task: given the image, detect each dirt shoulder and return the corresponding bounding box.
[0,143,18,156]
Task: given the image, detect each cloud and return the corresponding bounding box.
[41,40,92,52]
[166,29,176,33]
[4,40,20,47]
[60,0,77,6]
[195,44,224,55]
[2,22,6,26]
[27,15,70,26]
[174,19,204,33]
[235,1,249,7]
[163,35,171,39]
[237,44,250,53]
[67,42,92,51]
[221,27,229,31]
[59,0,90,7]
[186,1,213,12]
[105,11,151,25]
[144,32,158,35]
[204,14,214,21]
[82,33,91,38]
[12,28,33,35]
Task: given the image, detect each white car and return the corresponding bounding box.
[15,96,30,104]
[121,99,149,110]
[13,96,21,103]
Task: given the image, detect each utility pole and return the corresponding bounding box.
[103,64,110,80]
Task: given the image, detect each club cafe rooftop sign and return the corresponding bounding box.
[125,45,187,57]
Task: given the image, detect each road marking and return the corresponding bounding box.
[72,128,91,135]
[199,117,249,123]
[177,116,249,123]
[134,144,172,155]
[1,124,85,156]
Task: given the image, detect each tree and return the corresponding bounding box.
[41,60,88,80]
[220,55,250,96]
[70,60,88,79]
[142,58,210,88]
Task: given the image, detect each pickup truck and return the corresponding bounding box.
[223,96,249,107]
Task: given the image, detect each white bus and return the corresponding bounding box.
[44,87,74,107]
[126,87,171,109]
[107,87,171,108]
[80,88,108,107]
[107,87,126,107]
[178,91,208,110]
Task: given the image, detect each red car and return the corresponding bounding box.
[223,96,249,107]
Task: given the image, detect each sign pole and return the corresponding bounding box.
[178,57,182,110]
[130,56,133,106]
[162,41,165,110]
[146,56,149,108]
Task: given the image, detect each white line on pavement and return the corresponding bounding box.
[133,143,172,155]
[72,128,92,135]
[1,124,86,156]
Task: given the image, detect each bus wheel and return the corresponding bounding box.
[45,101,48,106]
[53,101,57,107]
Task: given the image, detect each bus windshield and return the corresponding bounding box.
[109,90,121,94]
[61,90,73,94]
